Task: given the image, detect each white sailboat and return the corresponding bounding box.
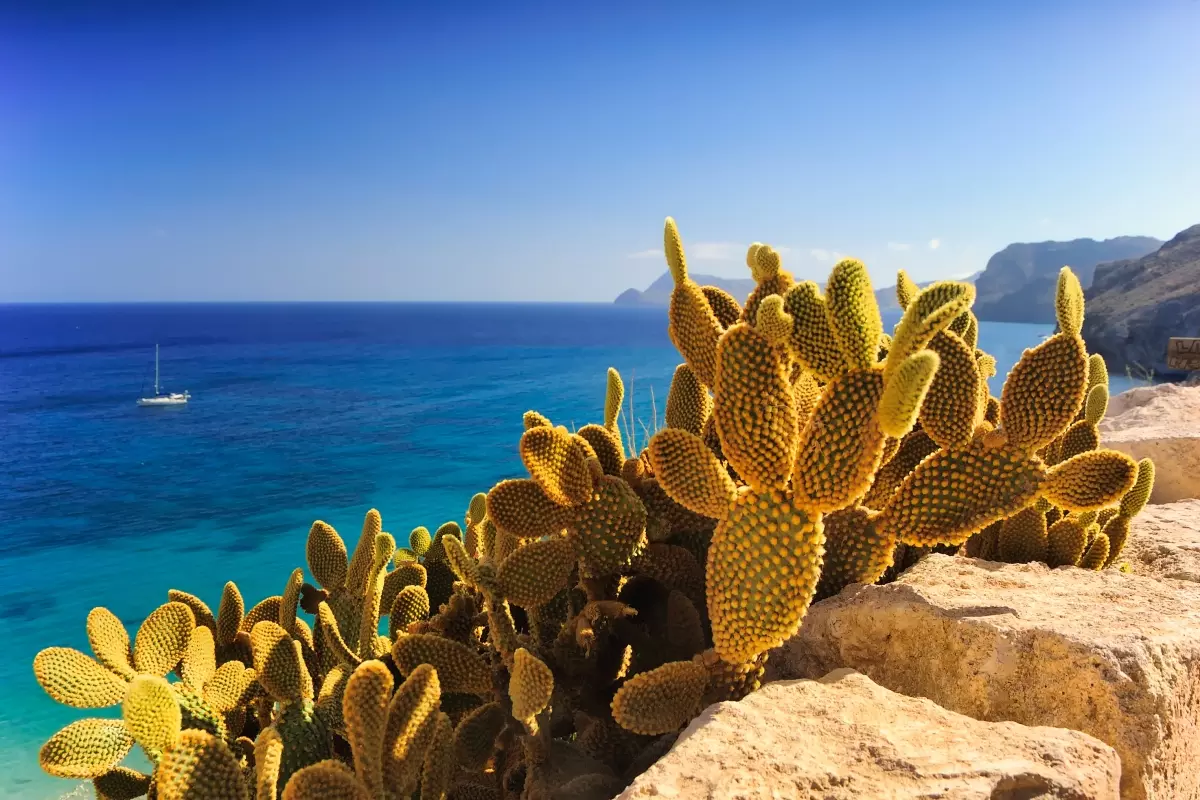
[137,344,190,406]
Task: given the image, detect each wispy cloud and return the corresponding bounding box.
[626,248,661,259]
[887,242,911,252]
[809,248,848,263]
[689,241,744,261]
[928,238,941,250]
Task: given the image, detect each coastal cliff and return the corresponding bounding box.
[1081,224,1200,379]
[973,236,1162,323]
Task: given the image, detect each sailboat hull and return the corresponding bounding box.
[137,394,189,406]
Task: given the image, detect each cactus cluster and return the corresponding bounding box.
[32,216,1152,799]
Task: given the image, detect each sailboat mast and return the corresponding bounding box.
[154,343,160,395]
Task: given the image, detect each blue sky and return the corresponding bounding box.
[2,1,1198,302]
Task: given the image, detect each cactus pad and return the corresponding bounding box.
[611,660,709,735]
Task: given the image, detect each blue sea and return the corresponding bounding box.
[0,302,1141,798]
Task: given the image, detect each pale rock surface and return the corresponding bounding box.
[617,668,1120,800]
[1100,383,1200,504]
[1123,500,1200,584]
[774,556,1200,800]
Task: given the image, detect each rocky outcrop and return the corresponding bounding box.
[1124,500,1200,584]
[618,669,1120,800]
[1101,383,1200,503]
[972,235,1161,323]
[1082,224,1200,378]
[774,556,1200,800]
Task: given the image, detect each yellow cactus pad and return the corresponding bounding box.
[420,712,454,800]
[157,729,249,800]
[33,647,129,709]
[1087,353,1109,390]
[877,351,940,440]
[815,506,894,599]
[647,428,736,519]
[240,596,283,635]
[181,626,217,693]
[604,367,624,433]
[39,718,134,779]
[1055,267,1085,336]
[793,368,886,512]
[523,410,552,430]
[782,281,845,382]
[918,332,980,449]
[885,281,975,382]
[343,660,393,798]
[306,521,348,591]
[280,760,369,800]
[123,674,182,756]
[389,586,431,638]
[893,270,918,311]
[278,568,304,637]
[441,534,479,589]
[345,509,384,599]
[713,322,798,491]
[568,475,647,576]
[496,536,577,608]
[86,607,135,679]
[408,526,432,557]
[202,661,257,713]
[486,479,571,540]
[167,590,216,635]
[215,582,244,647]
[1046,518,1088,567]
[1084,383,1108,426]
[576,424,625,476]
[253,727,284,800]
[874,436,1047,547]
[1079,532,1110,570]
[383,664,441,791]
[510,648,553,723]
[1041,450,1138,511]
[664,363,713,436]
[452,702,505,771]
[250,621,310,702]
[824,258,882,372]
[317,602,361,668]
[93,767,152,800]
[1119,458,1155,518]
[132,602,195,678]
[665,220,725,388]
[391,634,491,696]
[1101,514,1132,567]
[700,285,742,329]
[997,506,1049,563]
[753,293,794,346]
[520,425,594,507]
[611,660,708,735]
[999,334,1089,452]
[381,562,427,614]
[706,490,825,663]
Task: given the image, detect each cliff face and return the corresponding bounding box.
[974,236,1162,323]
[1081,224,1200,379]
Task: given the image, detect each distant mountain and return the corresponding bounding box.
[614,272,758,307]
[973,236,1163,323]
[1081,224,1200,379]
[615,270,980,312]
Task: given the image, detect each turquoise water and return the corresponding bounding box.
[0,302,1133,798]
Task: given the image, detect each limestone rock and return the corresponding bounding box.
[1123,500,1200,584]
[617,668,1120,800]
[776,555,1200,800]
[1100,383,1200,504]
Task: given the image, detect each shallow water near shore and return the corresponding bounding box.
[0,301,1143,798]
